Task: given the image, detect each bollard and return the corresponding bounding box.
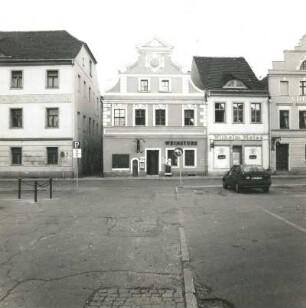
[34,181,38,203]
[49,178,53,199]
[18,178,22,199]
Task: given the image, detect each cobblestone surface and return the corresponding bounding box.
[86,288,185,308]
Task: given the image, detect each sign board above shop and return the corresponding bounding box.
[165,141,198,146]
[213,135,263,141]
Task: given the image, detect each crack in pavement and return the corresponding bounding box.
[0,269,182,303]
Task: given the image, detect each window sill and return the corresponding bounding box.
[10,87,23,90]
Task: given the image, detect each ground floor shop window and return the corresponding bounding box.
[47,147,58,164]
[112,154,129,169]
[184,149,195,167]
[11,147,22,165]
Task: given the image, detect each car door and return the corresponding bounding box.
[226,166,236,186]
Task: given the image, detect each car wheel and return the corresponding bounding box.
[235,183,241,193]
[223,180,227,189]
[263,187,269,193]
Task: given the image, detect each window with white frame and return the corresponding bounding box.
[184,149,196,167]
[184,109,195,126]
[215,103,226,123]
[10,108,23,128]
[233,103,244,123]
[280,110,289,129]
[139,79,149,92]
[251,103,261,123]
[155,109,166,126]
[299,110,306,129]
[46,108,59,128]
[135,109,146,125]
[11,71,23,89]
[11,147,22,165]
[114,109,126,126]
[46,70,59,88]
[160,79,170,92]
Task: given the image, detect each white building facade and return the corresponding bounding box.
[269,35,306,174]
[103,38,206,177]
[0,31,101,177]
[192,57,269,174]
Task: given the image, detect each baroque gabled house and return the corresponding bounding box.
[0,31,101,177]
[269,35,306,174]
[192,57,269,174]
[103,38,206,176]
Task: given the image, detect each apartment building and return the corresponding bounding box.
[0,31,101,177]
[103,38,205,176]
[269,35,306,174]
[192,57,269,174]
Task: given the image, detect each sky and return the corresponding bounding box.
[1,0,306,91]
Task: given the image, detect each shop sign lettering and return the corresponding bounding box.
[165,141,198,146]
[213,135,263,141]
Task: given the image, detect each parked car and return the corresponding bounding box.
[222,164,272,193]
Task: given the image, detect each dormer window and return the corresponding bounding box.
[223,79,247,89]
[300,60,306,70]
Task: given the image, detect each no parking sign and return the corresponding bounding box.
[174,147,183,157]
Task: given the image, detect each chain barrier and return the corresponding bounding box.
[17,178,53,202]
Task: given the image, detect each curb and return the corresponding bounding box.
[179,226,198,308]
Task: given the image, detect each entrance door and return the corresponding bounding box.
[232,146,242,165]
[276,143,289,171]
[147,150,159,175]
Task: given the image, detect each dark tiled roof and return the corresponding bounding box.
[0,30,93,61]
[193,56,266,91]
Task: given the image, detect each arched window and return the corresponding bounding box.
[300,60,306,70]
[223,79,247,89]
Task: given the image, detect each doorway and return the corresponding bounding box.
[146,150,159,175]
[232,146,242,165]
[132,159,138,177]
[276,143,289,171]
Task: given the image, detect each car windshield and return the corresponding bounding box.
[242,165,266,173]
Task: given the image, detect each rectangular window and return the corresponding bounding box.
[83,115,86,132]
[184,149,195,167]
[83,81,86,97]
[114,109,126,126]
[233,103,244,123]
[280,81,289,95]
[155,109,165,126]
[299,110,306,129]
[47,147,58,164]
[46,108,59,128]
[160,79,170,92]
[139,79,149,92]
[11,71,23,88]
[215,103,225,123]
[77,112,81,130]
[251,103,261,123]
[167,149,178,167]
[11,147,22,165]
[135,109,146,125]
[300,81,306,96]
[184,109,194,126]
[89,60,92,77]
[77,75,81,93]
[89,87,91,102]
[10,108,23,128]
[280,110,289,129]
[112,154,129,169]
[46,70,59,88]
[89,117,91,134]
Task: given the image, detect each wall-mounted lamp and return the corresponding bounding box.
[135,138,145,153]
[271,137,281,151]
[210,139,215,150]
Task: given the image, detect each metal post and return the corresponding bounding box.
[34,181,38,203]
[179,157,183,187]
[49,178,53,199]
[18,178,21,199]
[76,158,79,190]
